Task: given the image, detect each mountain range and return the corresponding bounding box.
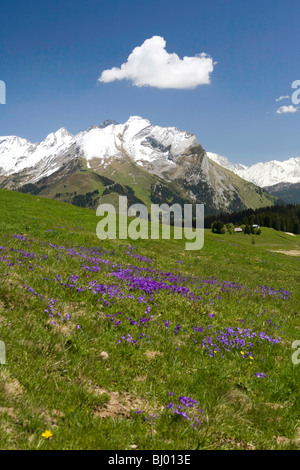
[207,152,300,203]
[0,116,281,214]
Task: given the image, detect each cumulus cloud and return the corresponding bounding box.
[98,36,215,89]
[276,105,298,114]
[275,95,290,102]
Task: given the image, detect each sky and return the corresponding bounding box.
[0,0,299,164]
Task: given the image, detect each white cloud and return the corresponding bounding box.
[275,95,290,102]
[98,36,215,89]
[276,105,298,114]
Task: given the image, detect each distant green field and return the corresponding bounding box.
[0,188,299,450]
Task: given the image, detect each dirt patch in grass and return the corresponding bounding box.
[265,402,286,410]
[95,310,107,319]
[0,407,17,419]
[47,319,77,335]
[214,433,255,450]
[271,250,300,257]
[91,386,154,419]
[0,370,24,399]
[144,351,164,359]
[226,388,251,407]
[134,375,147,382]
[273,428,300,447]
[40,408,64,427]
[0,421,15,437]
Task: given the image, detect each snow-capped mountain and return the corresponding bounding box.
[240,157,300,187]
[0,117,276,214]
[0,127,74,179]
[2,118,298,192]
[0,116,197,181]
[0,136,33,173]
[207,152,300,188]
[206,152,248,175]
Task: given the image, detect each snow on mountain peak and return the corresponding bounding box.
[43,127,73,145]
[0,127,75,176]
[0,136,33,173]
[74,116,196,167]
[207,152,300,187]
[0,117,198,177]
[127,115,150,123]
[56,127,73,137]
[1,118,299,189]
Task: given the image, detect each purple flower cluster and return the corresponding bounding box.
[166,393,204,430]
[255,372,267,378]
[13,234,27,241]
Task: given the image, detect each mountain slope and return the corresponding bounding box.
[265,182,300,204]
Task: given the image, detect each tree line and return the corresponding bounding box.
[205,204,300,234]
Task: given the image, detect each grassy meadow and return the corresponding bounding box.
[0,188,299,450]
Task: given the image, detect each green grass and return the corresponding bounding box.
[45,170,106,201]
[0,188,299,450]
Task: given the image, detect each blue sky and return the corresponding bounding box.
[0,0,299,164]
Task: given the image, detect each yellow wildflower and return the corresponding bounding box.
[41,430,53,439]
